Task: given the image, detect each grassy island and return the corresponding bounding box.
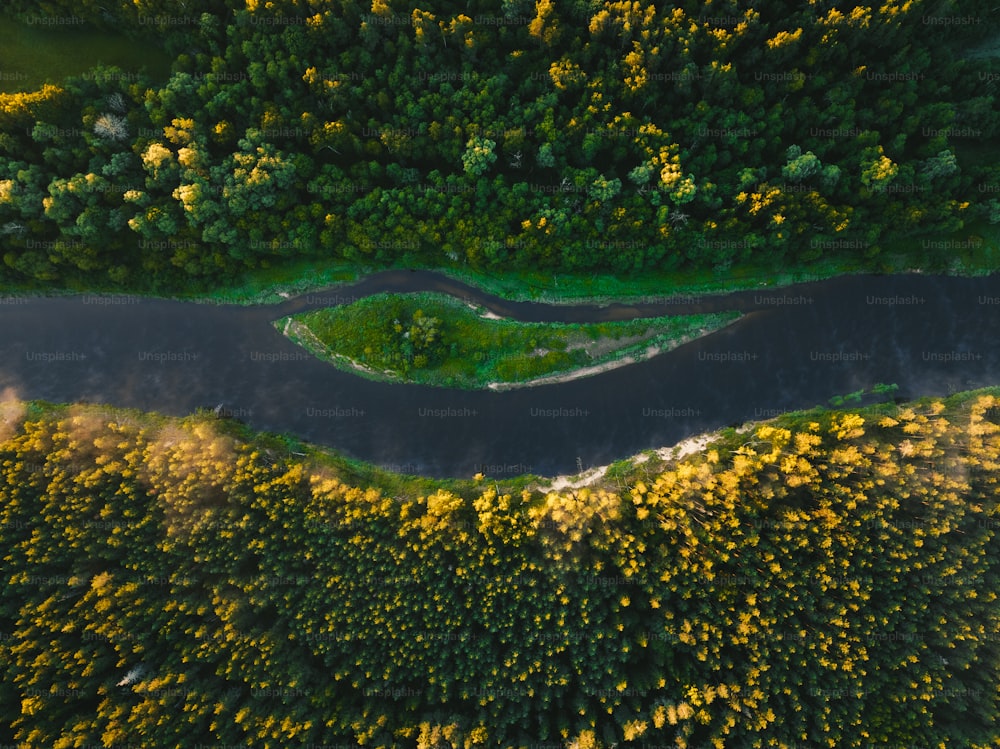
[277,291,740,389]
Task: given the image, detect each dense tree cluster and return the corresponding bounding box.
[0,0,998,289]
[1,392,999,747]
[330,295,447,372]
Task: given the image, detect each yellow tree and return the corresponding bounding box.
[528,0,561,46]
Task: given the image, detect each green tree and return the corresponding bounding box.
[920,149,959,180]
[536,142,556,169]
[860,145,899,191]
[461,136,497,177]
[781,144,822,183]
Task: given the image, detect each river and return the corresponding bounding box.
[0,271,997,477]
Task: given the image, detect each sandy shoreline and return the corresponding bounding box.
[485,354,641,391]
[283,319,393,379]
[531,427,728,492]
[465,301,503,320]
[486,319,740,391]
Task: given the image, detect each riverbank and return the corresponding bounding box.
[527,384,1000,495]
[1,223,997,308]
[482,319,738,390]
[278,291,741,390]
[529,428,730,494]
[204,221,1000,305]
[14,384,999,499]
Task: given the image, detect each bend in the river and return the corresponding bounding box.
[0,270,997,477]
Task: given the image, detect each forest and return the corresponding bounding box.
[2,2,1000,746]
[0,392,998,747]
[0,0,998,291]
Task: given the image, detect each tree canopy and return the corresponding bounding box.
[0,392,998,747]
[0,0,997,289]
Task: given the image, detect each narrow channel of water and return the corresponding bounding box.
[0,271,997,477]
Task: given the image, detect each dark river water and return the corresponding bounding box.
[0,271,998,477]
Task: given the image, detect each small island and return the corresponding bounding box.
[277,291,740,389]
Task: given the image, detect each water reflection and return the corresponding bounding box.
[0,271,997,477]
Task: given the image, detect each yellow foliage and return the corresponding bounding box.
[832,413,866,440]
[549,58,585,90]
[622,719,648,740]
[529,0,561,45]
[766,28,804,48]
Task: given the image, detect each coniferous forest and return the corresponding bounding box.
[0,394,998,747]
[0,0,998,289]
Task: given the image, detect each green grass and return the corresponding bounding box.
[183,219,996,309]
[0,15,173,93]
[0,216,996,307]
[877,219,1000,276]
[443,220,1000,303]
[145,219,1000,308]
[172,259,364,305]
[187,215,1000,307]
[279,291,741,389]
[437,255,855,304]
[0,229,995,310]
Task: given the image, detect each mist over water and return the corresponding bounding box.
[0,271,997,477]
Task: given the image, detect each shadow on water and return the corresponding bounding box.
[0,271,997,477]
